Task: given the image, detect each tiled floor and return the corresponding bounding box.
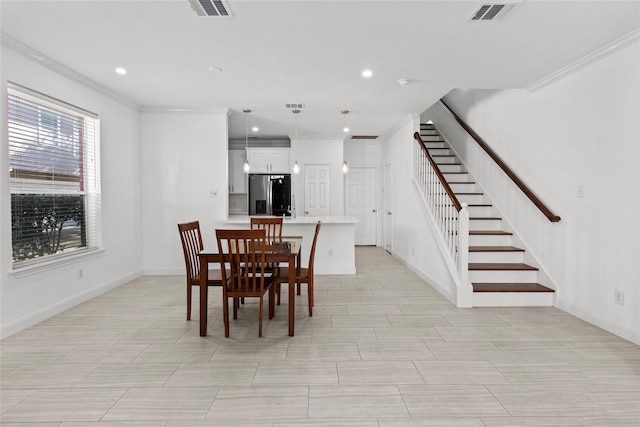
[1,247,639,426]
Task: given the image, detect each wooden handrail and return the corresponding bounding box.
[413,131,462,212]
[439,100,561,223]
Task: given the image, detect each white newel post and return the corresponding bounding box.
[457,203,473,307]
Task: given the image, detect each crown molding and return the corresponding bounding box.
[1,34,140,110]
[140,106,230,115]
[527,28,640,92]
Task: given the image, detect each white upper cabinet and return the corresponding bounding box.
[247,148,290,174]
[228,149,247,194]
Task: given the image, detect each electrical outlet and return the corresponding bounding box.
[328,249,333,256]
[77,269,84,280]
[577,185,585,198]
[614,289,624,305]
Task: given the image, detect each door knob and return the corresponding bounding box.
[372,209,377,213]
[305,211,309,215]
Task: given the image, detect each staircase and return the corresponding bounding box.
[419,123,555,307]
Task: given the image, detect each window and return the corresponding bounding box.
[8,83,101,268]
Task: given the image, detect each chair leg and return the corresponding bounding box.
[268,287,276,319]
[187,284,192,320]
[276,283,281,305]
[297,283,301,295]
[223,296,230,338]
[258,297,264,337]
[233,297,239,319]
[308,278,313,317]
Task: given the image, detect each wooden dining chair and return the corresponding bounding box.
[250,216,283,270]
[274,221,321,316]
[250,217,283,237]
[216,228,277,338]
[178,221,223,321]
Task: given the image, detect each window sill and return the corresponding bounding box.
[9,248,105,278]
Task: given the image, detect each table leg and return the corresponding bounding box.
[288,253,295,336]
[199,255,208,336]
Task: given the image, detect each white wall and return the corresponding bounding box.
[380,116,459,301]
[290,137,345,217]
[440,39,639,344]
[140,110,229,275]
[0,46,142,337]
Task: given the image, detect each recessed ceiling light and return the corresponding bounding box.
[252,126,259,132]
[361,69,373,78]
[343,127,350,133]
[208,66,223,72]
[115,67,127,75]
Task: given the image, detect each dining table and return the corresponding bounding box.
[198,235,303,337]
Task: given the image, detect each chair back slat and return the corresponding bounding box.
[308,221,322,274]
[216,229,268,295]
[178,221,204,281]
[250,217,283,240]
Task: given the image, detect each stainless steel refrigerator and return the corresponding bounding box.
[248,174,291,216]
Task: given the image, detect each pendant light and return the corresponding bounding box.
[341,109,350,133]
[292,109,301,174]
[341,110,349,174]
[242,109,251,173]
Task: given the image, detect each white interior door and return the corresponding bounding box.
[383,163,392,253]
[304,164,331,216]
[346,167,377,245]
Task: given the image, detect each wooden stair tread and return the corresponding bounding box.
[448,181,476,184]
[455,192,483,195]
[469,246,524,252]
[470,217,501,221]
[470,230,512,235]
[473,283,554,293]
[469,263,538,271]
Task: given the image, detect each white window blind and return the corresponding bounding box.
[8,83,102,267]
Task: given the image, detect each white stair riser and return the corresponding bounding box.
[449,183,477,193]
[428,148,451,156]
[443,172,469,180]
[421,136,443,142]
[438,164,464,173]
[434,156,458,164]
[469,269,538,283]
[467,205,494,217]
[469,219,502,231]
[470,234,513,246]
[424,141,449,150]
[473,292,554,307]
[456,193,485,204]
[469,251,524,263]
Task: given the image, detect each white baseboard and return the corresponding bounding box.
[143,268,183,276]
[557,299,640,346]
[392,252,456,304]
[0,269,143,339]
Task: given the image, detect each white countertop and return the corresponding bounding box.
[224,215,358,224]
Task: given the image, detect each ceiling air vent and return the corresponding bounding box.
[469,3,517,21]
[285,103,305,110]
[351,135,378,140]
[188,0,233,17]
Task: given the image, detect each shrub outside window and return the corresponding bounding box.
[8,83,101,268]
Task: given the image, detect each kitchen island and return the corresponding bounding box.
[218,216,358,275]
